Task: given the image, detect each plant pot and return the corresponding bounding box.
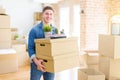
[44,32,51,38]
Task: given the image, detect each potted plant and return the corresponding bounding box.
[43,25,52,38]
[14,34,19,40]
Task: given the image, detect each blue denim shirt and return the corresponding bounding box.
[28,22,56,62]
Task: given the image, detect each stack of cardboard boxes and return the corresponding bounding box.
[86,52,99,71]
[35,37,80,73]
[0,6,18,74]
[78,51,105,80]
[99,34,120,80]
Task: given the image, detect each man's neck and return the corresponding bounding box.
[43,21,50,26]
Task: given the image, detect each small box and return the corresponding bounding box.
[34,12,42,21]
[11,28,18,40]
[35,37,79,57]
[0,49,18,74]
[99,56,120,79]
[78,68,105,80]
[0,6,6,14]
[99,35,120,59]
[0,15,10,28]
[37,53,79,73]
[0,8,6,14]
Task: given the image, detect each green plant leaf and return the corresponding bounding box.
[43,25,51,32]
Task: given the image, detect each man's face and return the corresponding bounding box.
[42,9,54,24]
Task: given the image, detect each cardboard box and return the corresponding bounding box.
[0,15,10,28]
[0,42,11,49]
[87,53,99,65]
[12,44,26,52]
[99,35,120,59]
[78,68,105,80]
[99,56,120,80]
[35,37,79,57]
[34,12,42,21]
[88,64,99,71]
[0,28,11,42]
[0,29,11,49]
[0,49,18,74]
[12,39,26,44]
[0,8,6,14]
[12,44,29,67]
[109,77,120,80]
[11,28,18,40]
[79,54,88,68]
[37,53,79,73]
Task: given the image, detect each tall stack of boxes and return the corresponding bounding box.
[78,51,105,80]
[86,52,99,71]
[0,6,18,74]
[35,37,80,73]
[0,8,11,48]
[99,34,120,80]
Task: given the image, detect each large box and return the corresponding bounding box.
[99,35,120,59]
[88,64,99,71]
[99,56,120,79]
[35,37,79,57]
[0,28,11,42]
[12,44,29,67]
[109,77,120,80]
[12,44,26,52]
[37,53,79,73]
[0,42,11,49]
[79,53,88,69]
[0,49,18,74]
[0,15,10,28]
[78,68,105,80]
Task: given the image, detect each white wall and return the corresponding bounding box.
[0,0,42,37]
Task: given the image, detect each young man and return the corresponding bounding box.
[28,6,56,80]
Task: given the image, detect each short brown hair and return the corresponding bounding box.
[42,6,54,13]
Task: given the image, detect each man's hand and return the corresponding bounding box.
[33,57,46,72]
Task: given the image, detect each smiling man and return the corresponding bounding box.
[28,6,57,80]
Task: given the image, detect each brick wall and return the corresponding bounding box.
[80,0,110,51]
[55,0,116,52]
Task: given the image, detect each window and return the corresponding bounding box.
[73,5,80,36]
[59,7,70,36]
